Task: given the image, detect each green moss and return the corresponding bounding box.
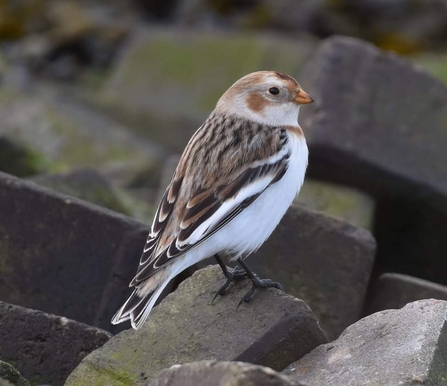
[30,172,132,216]
[115,33,301,113]
[296,179,375,230]
[0,360,30,386]
[0,140,49,177]
[97,30,313,153]
[67,363,137,386]
[413,54,447,84]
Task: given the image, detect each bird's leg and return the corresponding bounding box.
[236,257,283,307]
[213,254,248,303]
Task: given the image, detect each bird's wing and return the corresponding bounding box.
[130,117,291,287]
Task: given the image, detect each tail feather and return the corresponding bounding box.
[111,279,172,329]
[131,284,167,329]
[111,287,147,325]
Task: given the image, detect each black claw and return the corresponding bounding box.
[236,278,284,308]
[212,263,249,304]
[214,254,283,306]
[236,286,255,309]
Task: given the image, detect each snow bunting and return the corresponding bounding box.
[112,71,313,329]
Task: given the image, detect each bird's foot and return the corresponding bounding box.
[212,265,248,303]
[237,275,284,308]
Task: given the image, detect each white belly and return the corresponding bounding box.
[170,132,308,276]
[221,132,308,257]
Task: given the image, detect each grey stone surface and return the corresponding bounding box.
[284,299,447,386]
[98,28,316,152]
[65,265,326,386]
[296,179,375,230]
[367,273,447,314]
[30,168,131,216]
[0,83,165,189]
[301,35,447,201]
[246,204,376,340]
[0,172,149,333]
[0,301,111,386]
[150,361,297,386]
[0,360,29,386]
[300,35,447,286]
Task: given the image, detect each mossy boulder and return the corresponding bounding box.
[296,178,375,230]
[248,204,376,340]
[413,53,447,84]
[29,169,131,216]
[0,137,48,177]
[0,360,29,386]
[0,85,166,189]
[300,36,447,286]
[65,266,325,386]
[97,28,316,152]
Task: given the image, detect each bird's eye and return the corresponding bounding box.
[269,87,280,95]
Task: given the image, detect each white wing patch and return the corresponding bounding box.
[184,175,273,245]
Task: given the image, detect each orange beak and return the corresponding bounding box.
[293,89,314,104]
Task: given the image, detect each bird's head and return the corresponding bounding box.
[216,71,313,127]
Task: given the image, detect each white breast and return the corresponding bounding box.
[210,130,308,258]
[234,131,308,253]
[168,130,308,276]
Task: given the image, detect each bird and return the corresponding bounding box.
[112,71,313,329]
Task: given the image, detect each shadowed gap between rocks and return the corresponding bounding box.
[307,144,447,293]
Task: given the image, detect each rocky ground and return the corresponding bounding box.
[1,1,447,385]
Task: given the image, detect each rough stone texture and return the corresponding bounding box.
[65,265,326,386]
[98,28,316,152]
[0,301,111,386]
[367,273,447,314]
[0,360,29,386]
[0,83,165,189]
[300,36,447,286]
[246,204,376,340]
[150,361,297,386]
[285,299,447,386]
[296,179,375,230]
[0,172,149,333]
[29,168,131,216]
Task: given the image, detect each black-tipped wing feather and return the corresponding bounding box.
[130,154,289,286]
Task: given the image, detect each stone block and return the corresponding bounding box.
[0,301,111,386]
[247,204,376,339]
[65,265,326,386]
[296,179,375,230]
[300,36,447,285]
[0,84,165,189]
[367,273,447,314]
[98,28,316,152]
[0,172,149,333]
[0,360,29,386]
[285,299,447,386]
[29,168,131,216]
[150,361,296,386]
